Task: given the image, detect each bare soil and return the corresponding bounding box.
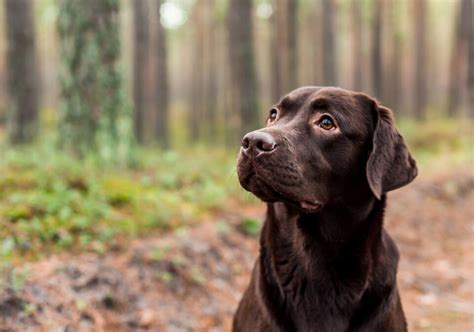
[1,167,473,331]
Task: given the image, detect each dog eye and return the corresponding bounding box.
[269,109,278,122]
[318,116,336,130]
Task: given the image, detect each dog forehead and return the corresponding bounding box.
[308,88,369,118]
[278,86,321,109]
[278,87,371,124]
[280,87,354,108]
[309,87,354,105]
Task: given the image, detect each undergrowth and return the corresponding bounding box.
[0,142,252,261]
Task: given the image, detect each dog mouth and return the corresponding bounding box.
[238,161,323,213]
[299,201,323,213]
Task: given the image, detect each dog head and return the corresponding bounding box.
[237,87,417,213]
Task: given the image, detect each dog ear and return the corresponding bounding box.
[360,95,418,199]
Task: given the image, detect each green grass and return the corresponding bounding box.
[0,141,253,261]
[397,117,472,172]
[0,118,471,261]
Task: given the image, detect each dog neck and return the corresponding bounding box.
[267,193,384,245]
[258,195,387,330]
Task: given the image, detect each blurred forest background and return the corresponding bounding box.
[0,0,472,331]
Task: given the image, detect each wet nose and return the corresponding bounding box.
[241,131,276,156]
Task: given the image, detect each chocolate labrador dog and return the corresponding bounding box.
[233,87,417,332]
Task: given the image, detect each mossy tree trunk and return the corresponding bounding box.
[57,0,130,159]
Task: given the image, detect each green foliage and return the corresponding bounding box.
[57,0,132,160]
[239,218,261,236]
[397,117,472,169]
[0,142,244,260]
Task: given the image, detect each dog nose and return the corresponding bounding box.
[241,131,276,156]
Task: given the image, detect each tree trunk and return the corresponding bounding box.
[270,0,283,101]
[385,0,402,113]
[351,0,363,92]
[413,0,427,119]
[228,0,259,137]
[57,0,128,157]
[132,0,149,144]
[448,0,472,117]
[468,0,474,117]
[4,0,39,144]
[189,2,205,141]
[321,0,337,86]
[269,0,298,98]
[371,0,383,100]
[203,0,218,141]
[287,0,298,90]
[154,0,169,147]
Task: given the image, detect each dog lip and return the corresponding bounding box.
[300,201,323,212]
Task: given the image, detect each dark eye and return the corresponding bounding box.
[269,109,278,122]
[318,116,336,130]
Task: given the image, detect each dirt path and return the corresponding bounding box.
[1,168,473,331]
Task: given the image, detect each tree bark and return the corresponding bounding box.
[189,2,205,141]
[228,0,259,137]
[468,0,474,117]
[413,0,427,119]
[57,0,127,157]
[270,0,283,101]
[203,0,218,141]
[132,0,150,144]
[385,0,402,112]
[154,0,169,147]
[321,0,337,86]
[351,0,363,92]
[448,0,472,117]
[287,0,298,90]
[4,0,39,144]
[371,0,383,100]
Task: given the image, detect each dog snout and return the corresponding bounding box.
[241,131,276,157]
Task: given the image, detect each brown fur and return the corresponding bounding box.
[233,87,417,331]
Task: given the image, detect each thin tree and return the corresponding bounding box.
[228,0,259,137]
[133,0,150,144]
[413,0,427,119]
[287,0,298,90]
[154,0,169,147]
[4,0,39,144]
[385,0,402,112]
[371,0,383,100]
[270,0,284,101]
[351,0,363,92]
[447,0,472,117]
[203,0,218,141]
[189,1,205,141]
[469,0,474,117]
[321,0,337,86]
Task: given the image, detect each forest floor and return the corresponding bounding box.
[0,166,473,331]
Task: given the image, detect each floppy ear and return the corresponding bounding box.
[363,97,418,199]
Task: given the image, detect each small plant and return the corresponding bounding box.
[239,218,261,236]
